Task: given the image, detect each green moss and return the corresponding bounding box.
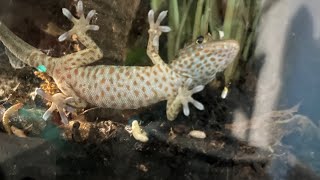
[125,48,148,66]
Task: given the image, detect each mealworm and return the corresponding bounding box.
[2,103,23,135]
[132,120,149,142]
[10,126,27,138]
[188,130,206,139]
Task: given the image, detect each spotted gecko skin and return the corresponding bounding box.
[60,63,182,109]
[170,38,240,88]
[0,1,239,123]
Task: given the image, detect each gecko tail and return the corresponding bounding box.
[0,21,57,74]
[5,47,26,69]
[0,22,34,58]
[0,21,44,67]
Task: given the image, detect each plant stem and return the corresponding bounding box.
[208,0,221,39]
[192,0,204,40]
[173,0,194,62]
[167,0,179,61]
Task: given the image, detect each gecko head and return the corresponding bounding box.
[169,35,240,87]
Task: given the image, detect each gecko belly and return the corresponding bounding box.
[61,64,180,109]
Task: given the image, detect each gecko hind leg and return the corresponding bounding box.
[58,0,99,42]
[58,0,103,67]
[35,88,77,124]
[166,79,205,121]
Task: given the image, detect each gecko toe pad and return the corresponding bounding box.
[58,0,99,42]
[177,78,205,116]
[36,88,75,124]
[148,9,171,47]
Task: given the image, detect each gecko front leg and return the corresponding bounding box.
[147,10,171,65]
[147,10,205,120]
[167,78,205,120]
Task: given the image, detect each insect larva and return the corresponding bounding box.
[221,86,229,99]
[2,103,23,135]
[188,130,206,139]
[132,120,149,142]
[10,126,27,138]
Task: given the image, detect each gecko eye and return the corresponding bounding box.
[196,35,204,44]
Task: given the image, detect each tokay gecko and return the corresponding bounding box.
[0,1,239,124]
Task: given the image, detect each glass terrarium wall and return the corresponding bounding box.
[0,0,319,179]
[251,0,320,178]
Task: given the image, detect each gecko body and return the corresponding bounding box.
[55,64,183,109]
[0,1,239,123]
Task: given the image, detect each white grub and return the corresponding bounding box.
[10,126,27,138]
[137,164,148,172]
[188,130,206,139]
[132,120,149,142]
[218,30,225,39]
[2,103,23,135]
[221,86,229,99]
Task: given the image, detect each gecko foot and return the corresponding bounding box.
[35,88,75,124]
[148,10,171,48]
[178,78,205,116]
[58,0,99,42]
